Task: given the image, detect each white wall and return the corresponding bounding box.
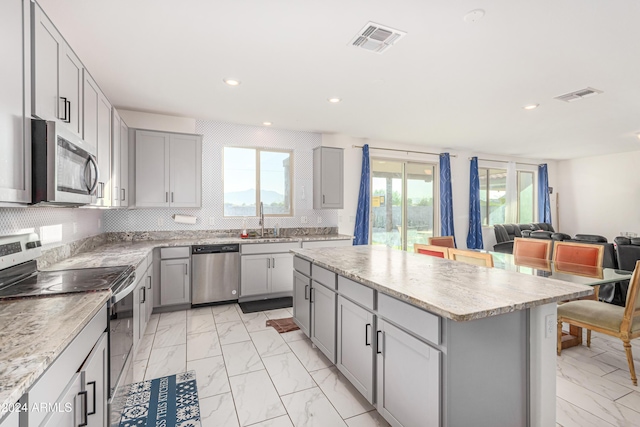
[323,134,558,249]
[118,109,197,134]
[556,150,640,242]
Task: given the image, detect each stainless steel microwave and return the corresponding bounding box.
[31,120,99,206]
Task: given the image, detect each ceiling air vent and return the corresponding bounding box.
[554,87,603,103]
[349,22,406,54]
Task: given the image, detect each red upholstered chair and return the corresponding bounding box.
[553,240,605,346]
[414,244,449,259]
[513,237,552,260]
[428,236,455,248]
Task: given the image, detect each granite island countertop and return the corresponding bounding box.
[291,245,594,321]
[0,292,111,411]
[42,234,353,271]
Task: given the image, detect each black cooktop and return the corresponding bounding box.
[0,263,134,300]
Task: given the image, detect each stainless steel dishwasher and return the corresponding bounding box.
[191,244,240,305]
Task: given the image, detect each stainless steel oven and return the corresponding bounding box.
[31,119,99,206]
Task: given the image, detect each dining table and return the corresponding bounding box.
[483,250,633,349]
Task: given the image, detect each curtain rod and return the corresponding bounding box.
[468,157,540,167]
[352,145,457,157]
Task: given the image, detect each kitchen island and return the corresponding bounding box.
[291,245,594,427]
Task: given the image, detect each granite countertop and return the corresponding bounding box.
[0,292,111,410]
[291,246,594,322]
[43,234,353,271]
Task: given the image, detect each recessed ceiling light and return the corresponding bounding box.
[523,104,539,110]
[263,122,272,126]
[328,98,341,103]
[223,79,241,86]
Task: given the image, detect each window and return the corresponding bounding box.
[370,159,436,252]
[223,147,293,217]
[479,168,536,225]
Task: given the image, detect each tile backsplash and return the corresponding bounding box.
[0,207,103,248]
[104,120,339,232]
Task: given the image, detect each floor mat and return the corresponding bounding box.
[119,371,200,427]
[239,297,293,314]
[266,317,300,333]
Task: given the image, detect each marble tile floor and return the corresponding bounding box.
[133,303,640,427]
[133,304,391,427]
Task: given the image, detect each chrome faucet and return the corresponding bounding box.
[259,202,265,237]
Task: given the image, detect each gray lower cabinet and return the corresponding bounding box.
[271,253,294,293]
[41,373,82,426]
[145,263,154,324]
[310,281,336,363]
[241,252,294,297]
[376,319,440,427]
[0,405,19,426]
[336,296,375,403]
[82,332,108,427]
[160,258,191,305]
[292,271,310,336]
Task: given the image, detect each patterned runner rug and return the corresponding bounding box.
[118,371,201,427]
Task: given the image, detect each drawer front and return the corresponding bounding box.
[338,276,374,310]
[293,256,311,277]
[241,242,300,255]
[160,247,190,259]
[377,293,440,345]
[312,264,336,289]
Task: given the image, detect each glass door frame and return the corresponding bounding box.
[369,157,440,251]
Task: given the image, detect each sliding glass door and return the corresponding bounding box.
[370,159,436,252]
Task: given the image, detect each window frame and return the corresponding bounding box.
[479,167,537,226]
[222,147,294,218]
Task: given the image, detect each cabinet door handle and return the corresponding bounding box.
[87,381,96,416]
[59,97,68,122]
[267,258,270,269]
[147,275,152,289]
[365,323,371,346]
[171,192,174,203]
[310,287,315,303]
[323,194,325,204]
[184,264,188,275]
[304,284,309,300]
[272,257,275,268]
[121,188,126,201]
[78,390,88,426]
[65,99,71,123]
[166,192,169,202]
[376,330,383,354]
[140,286,146,303]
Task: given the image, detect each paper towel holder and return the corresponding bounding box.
[172,214,197,225]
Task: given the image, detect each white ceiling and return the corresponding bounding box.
[38,0,640,160]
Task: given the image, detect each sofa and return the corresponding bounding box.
[493,224,534,253]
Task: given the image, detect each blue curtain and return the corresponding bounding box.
[467,157,484,249]
[538,164,552,224]
[439,153,455,243]
[353,144,370,245]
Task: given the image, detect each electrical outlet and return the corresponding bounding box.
[157,218,164,226]
[301,216,308,224]
[545,314,555,338]
[208,217,215,226]
[97,218,101,229]
[317,216,322,224]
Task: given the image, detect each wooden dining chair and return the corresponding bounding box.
[553,240,605,346]
[414,244,449,259]
[558,260,640,386]
[513,237,552,260]
[448,248,494,267]
[428,236,456,248]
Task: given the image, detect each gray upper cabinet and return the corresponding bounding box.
[119,118,130,206]
[32,4,83,138]
[135,130,202,208]
[111,109,122,207]
[0,0,31,204]
[83,71,112,206]
[313,147,344,209]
